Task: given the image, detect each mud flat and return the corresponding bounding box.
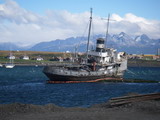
[1,93,160,120]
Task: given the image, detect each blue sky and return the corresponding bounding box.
[0,0,160,45]
[2,0,160,20]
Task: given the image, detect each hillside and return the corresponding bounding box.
[0,50,71,65]
[0,50,160,67]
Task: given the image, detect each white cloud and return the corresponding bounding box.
[0,0,41,24]
[110,13,160,38]
[0,0,160,46]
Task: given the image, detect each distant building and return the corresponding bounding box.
[127,54,141,59]
[64,57,74,62]
[65,51,70,53]
[22,55,29,60]
[36,57,43,61]
[153,55,160,60]
[51,56,63,62]
[8,55,15,60]
[57,57,63,62]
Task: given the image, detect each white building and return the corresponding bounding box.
[8,55,15,60]
[23,55,29,60]
[36,57,43,61]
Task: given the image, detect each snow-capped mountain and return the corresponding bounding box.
[134,34,150,46]
[0,32,159,54]
[29,32,159,54]
[111,32,136,46]
[109,32,159,54]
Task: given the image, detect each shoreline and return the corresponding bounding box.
[0,59,160,67]
[1,62,160,67]
[1,93,160,120]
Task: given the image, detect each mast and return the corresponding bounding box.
[74,45,78,61]
[105,14,110,48]
[86,8,92,60]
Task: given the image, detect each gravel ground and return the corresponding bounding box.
[1,99,160,120]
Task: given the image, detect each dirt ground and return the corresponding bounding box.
[1,99,160,120]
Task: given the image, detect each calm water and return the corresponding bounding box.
[0,66,160,107]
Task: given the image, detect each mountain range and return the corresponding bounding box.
[0,32,159,54]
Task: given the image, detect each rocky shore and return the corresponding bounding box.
[1,93,160,120]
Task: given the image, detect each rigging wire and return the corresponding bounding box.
[73,19,90,53]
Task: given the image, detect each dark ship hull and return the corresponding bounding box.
[44,72,122,83]
[43,64,126,83]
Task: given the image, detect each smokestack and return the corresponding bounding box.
[96,38,105,52]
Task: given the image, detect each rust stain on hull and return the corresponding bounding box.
[46,77,123,84]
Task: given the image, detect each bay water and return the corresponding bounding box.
[0,66,160,107]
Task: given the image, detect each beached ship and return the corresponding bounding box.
[43,9,127,83]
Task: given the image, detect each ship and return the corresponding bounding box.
[43,9,127,83]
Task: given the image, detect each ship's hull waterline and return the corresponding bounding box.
[43,65,125,83]
[44,72,123,83]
